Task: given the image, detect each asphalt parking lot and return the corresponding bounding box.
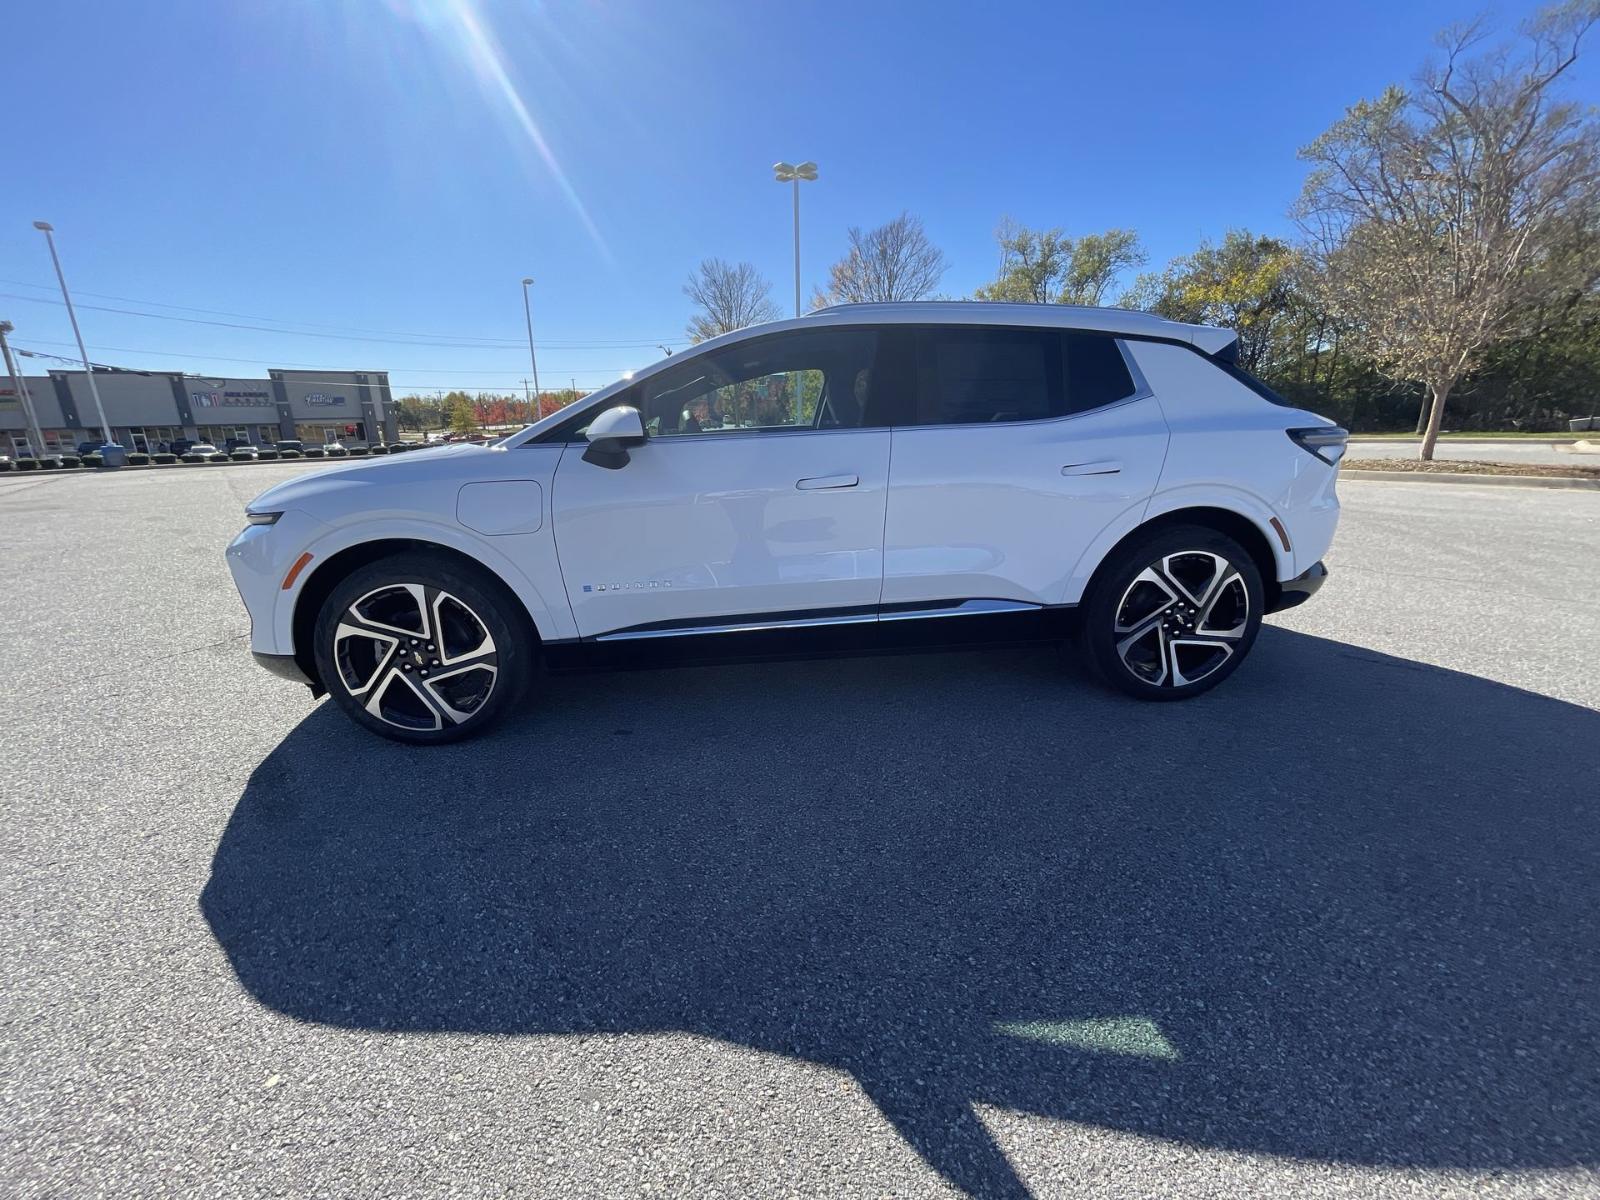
[3,463,1598,1199]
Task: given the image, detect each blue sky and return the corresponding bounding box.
[2,0,1590,396]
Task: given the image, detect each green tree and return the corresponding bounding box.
[1125,231,1302,375]
[974,220,1072,303]
[974,220,1146,305]
[449,395,479,437]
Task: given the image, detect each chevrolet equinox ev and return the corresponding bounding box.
[227,302,1344,743]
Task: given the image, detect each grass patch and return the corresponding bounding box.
[1350,430,1590,440]
[1345,458,1600,478]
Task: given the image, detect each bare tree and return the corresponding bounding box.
[1295,2,1600,458]
[822,212,948,304]
[684,258,781,343]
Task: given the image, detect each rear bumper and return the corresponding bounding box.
[1267,561,1328,614]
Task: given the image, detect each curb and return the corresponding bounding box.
[0,450,428,476]
[1349,436,1583,446]
[1342,469,1600,491]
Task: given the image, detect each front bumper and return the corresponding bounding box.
[252,650,321,693]
[225,508,328,658]
[1267,561,1328,613]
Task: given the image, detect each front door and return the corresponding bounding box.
[550,327,895,639]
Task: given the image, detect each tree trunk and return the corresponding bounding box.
[1413,393,1429,435]
[1418,381,1451,461]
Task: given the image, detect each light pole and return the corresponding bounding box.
[0,320,49,461]
[32,221,121,464]
[772,161,817,317]
[520,277,542,406]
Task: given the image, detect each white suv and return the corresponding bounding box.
[227,302,1344,743]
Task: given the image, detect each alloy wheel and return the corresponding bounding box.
[333,583,499,731]
[1112,550,1250,688]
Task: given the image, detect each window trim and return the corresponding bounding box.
[526,323,1236,445]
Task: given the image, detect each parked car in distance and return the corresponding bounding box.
[75,441,102,457]
[274,439,305,453]
[229,301,1345,743]
[181,442,223,463]
[229,444,261,461]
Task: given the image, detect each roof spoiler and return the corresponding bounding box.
[1208,337,1239,365]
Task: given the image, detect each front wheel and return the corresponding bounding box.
[312,552,531,743]
[1077,525,1264,701]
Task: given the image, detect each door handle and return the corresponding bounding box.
[796,474,859,490]
[1062,460,1122,476]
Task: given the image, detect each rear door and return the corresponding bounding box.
[882,325,1170,610]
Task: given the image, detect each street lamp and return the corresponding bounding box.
[32,220,122,464]
[772,161,817,317]
[0,320,49,461]
[520,277,542,419]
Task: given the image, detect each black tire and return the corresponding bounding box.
[312,552,532,744]
[1077,524,1264,701]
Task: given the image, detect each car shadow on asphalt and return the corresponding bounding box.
[200,627,1600,1199]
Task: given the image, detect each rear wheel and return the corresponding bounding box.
[1077,525,1264,701]
[312,552,531,743]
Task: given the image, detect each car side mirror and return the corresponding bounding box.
[582,405,648,470]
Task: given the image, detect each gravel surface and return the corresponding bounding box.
[4,464,1599,1199]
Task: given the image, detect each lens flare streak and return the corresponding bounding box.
[436,0,610,259]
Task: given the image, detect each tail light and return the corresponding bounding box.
[1288,426,1348,465]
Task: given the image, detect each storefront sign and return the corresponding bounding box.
[304,393,346,406]
[191,389,270,407]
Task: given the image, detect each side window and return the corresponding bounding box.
[914,327,1061,425]
[1063,333,1138,414]
[639,329,880,437]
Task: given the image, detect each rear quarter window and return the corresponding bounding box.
[1063,333,1139,415]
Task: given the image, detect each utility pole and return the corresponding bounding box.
[0,321,49,460]
[33,221,120,462]
[520,278,542,400]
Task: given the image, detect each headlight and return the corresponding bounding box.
[245,511,282,526]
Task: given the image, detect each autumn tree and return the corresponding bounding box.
[684,258,781,343]
[975,220,1147,305]
[1295,1,1600,458]
[449,395,479,437]
[821,212,948,304]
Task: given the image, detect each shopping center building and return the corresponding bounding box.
[1,367,397,455]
